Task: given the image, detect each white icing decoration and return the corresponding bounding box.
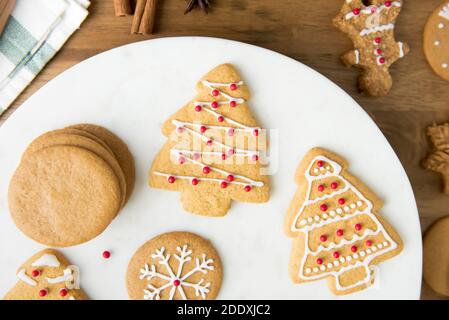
[139,245,214,300]
[17,269,37,286]
[291,155,399,292]
[345,1,402,20]
[31,253,60,267]
[306,268,312,274]
[398,42,405,58]
[435,40,441,46]
[360,23,395,36]
[439,23,445,29]
[439,4,449,21]
[443,63,448,69]
[45,265,80,289]
[354,50,360,64]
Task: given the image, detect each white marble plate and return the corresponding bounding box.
[0,37,422,299]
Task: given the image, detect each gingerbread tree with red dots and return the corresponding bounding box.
[285,148,402,295]
[148,64,270,217]
[333,0,409,96]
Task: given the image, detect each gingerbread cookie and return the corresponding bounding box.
[285,148,403,295]
[9,145,122,247]
[423,217,449,297]
[149,63,270,217]
[424,1,449,82]
[333,0,409,96]
[126,232,222,300]
[422,123,449,194]
[4,249,87,300]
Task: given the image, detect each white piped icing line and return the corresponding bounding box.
[398,42,405,58]
[139,245,214,300]
[31,253,60,267]
[345,1,402,20]
[45,265,80,289]
[17,269,37,286]
[291,155,399,292]
[354,50,360,64]
[194,80,245,108]
[360,23,395,36]
[439,4,449,21]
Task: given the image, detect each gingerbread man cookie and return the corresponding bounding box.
[424,1,449,82]
[285,148,403,295]
[333,0,409,96]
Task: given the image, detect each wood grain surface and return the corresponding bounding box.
[0,0,447,299]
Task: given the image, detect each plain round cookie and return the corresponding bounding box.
[67,124,135,204]
[423,217,449,296]
[23,130,127,209]
[126,232,223,300]
[424,1,449,82]
[8,146,122,247]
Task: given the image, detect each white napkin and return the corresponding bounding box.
[0,0,90,115]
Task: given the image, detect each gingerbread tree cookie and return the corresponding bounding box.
[333,0,409,96]
[4,249,87,300]
[422,122,449,194]
[149,64,270,217]
[285,148,403,295]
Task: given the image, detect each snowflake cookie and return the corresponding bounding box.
[4,249,87,300]
[284,147,403,295]
[126,232,223,300]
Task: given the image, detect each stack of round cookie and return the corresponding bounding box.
[8,124,135,247]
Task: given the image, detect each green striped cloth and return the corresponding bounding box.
[0,0,89,115]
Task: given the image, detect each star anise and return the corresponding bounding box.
[184,0,212,15]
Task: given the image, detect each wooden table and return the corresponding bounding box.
[0,0,447,299]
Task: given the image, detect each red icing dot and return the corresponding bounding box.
[316,258,323,265]
[31,269,41,277]
[102,250,111,259]
[320,235,328,242]
[230,101,237,108]
[177,127,184,134]
[375,37,382,44]
[366,240,373,247]
[228,149,235,156]
[211,101,219,109]
[191,178,199,186]
[379,57,386,64]
[206,139,213,146]
[39,289,48,297]
[221,181,228,189]
[333,252,340,259]
[353,8,360,15]
[212,89,220,96]
[227,175,235,182]
[385,1,392,7]
[221,153,227,160]
[178,156,186,165]
[200,126,207,133]
[338,198,345,205]
[317,160,324,167]
[230,83,238,90]
[244,185,252,192]
[320,204,328,212]
[330,182,338,189]
[228,128,235,136]
[195,105,202,112]
[351,245,358,253]
[203,166,211,174]
[354,223,362,231]
[252,154,259,161]
[173,279,181,287]
[371,7,377,13]
[336,229,344,237]
[59,288,68,297]
[218,116,225,122]
[168,176,176,184]
[318,184,325,192]
[253,129,259,137]
[376,48,382,55]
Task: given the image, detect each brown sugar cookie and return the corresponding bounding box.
[4,249,88,300]
[148,64,270,217]
[333,1,409,96]
[126,232,223,300]
[67,124,135,204]
[423,217,449,297]
[8,145,121,247]
[424,1,449,82]
[285,147,403,295]
[23,130,126,208]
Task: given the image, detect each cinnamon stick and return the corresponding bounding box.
[113,0,132,17]
[131,0,159,34]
